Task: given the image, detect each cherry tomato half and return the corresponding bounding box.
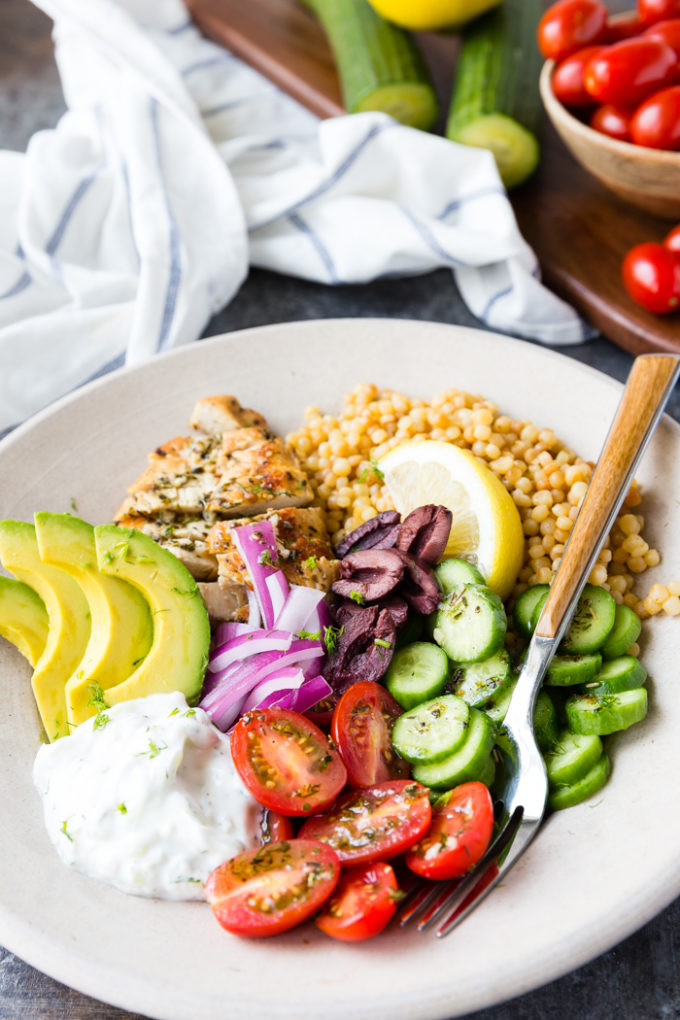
[630,85,680,148]
[254,808,295,846]
[231,707,347,817]
[204,839,340,938]
[665,223,680,253]
[553,45,607,106]
[331,680,409,788]
[404,782,494,881]
[299,780,432,865]
[589,102,635,140]
[315,861,399,942]
[638,0,680,26]
[584,37,678,106]
[605,13,644,42]
[644,17,680,55]
[538,0,609,63]
[622,242,680,314]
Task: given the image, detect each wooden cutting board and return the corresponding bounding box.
[187,0,679,355]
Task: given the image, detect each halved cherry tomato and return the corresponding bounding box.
[538,0,609,63]
[331,680,409,788]
[204,839,340,938]
[630,85,680,148]
[644,17,680,55]
[404,782,494,881]
[605,13,644,42]
[665,223,680,253]
[638,0,680,25]
[304,692,339,732]
[589,102,635,140]
[622,242,680,314]
[553,45,606,106]
[230,707,347,817]
[299,780,432,865]
[315,861,399,942]
[254,808,295,846]
[584,37,678,106]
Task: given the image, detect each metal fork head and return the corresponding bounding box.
[398,641,552,938]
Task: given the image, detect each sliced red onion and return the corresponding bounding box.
[213,620,260,646]
[303,598,332,638]
[266,571,290,627]
[275,583,325,634]
[288,674,333,714]
[208,630,292,674]
[233,521,281,628]
[241,667,306,713]
[246,589,261,629]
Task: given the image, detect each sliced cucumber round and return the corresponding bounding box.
[395,613,425,649]
[450,649,513,708]
[384,641,449,710]
[548,753,611,811]
[544,730,603,789]
[534,689,560,753]
[433,583,506,663]
[448,113,540,190]
[601,604,642,660]
[434,557,485,597]
[412,708,495,789]
[546,652,602,687]
[391,694,470,765]
[585,654,647,695]
[565,688,648,736]
[560,584,617,654]
[512,583,549,640]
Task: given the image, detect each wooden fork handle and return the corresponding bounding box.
[535,354,680,641]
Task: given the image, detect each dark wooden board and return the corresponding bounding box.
[186,0,680,354]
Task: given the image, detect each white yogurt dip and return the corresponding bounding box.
[33,691,261,900]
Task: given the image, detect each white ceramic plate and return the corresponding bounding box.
[1,319,679,1020]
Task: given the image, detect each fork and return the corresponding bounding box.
[398,352,680,939]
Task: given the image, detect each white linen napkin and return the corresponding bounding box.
[0,0,595,432]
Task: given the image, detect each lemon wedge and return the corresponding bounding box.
[377,440,524,600]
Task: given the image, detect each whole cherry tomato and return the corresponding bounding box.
[315,861,399,942]
[538,0,609,62]
[553,45,607,106]
[630,85,680,148]
[622,242,680,314]
[643,17,680,55]
[605,13,644,41]
[589,103,635,140]
[638,0,680,25]
[665,223,680,254]
[584,37,679,105]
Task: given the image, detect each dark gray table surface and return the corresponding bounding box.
[2,2,679,1018]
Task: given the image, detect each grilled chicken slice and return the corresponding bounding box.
[209,507,339,594]
[114,510,218,581]
[190,395,268,435]
[206,428,314,517]
[116,433,222,519]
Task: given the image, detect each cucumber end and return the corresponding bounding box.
[447,113,540,190]
[353,83,439,132]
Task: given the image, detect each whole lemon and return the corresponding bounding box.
[366,0,503,32]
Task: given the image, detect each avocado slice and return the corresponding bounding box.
[94,525,210,707]
[0,576,48,667]
[35,513,154,727]
[0,521,91,741]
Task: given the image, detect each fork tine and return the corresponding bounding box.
[415,806,523,934]
[400,878,461,928]
[435,812,540,939]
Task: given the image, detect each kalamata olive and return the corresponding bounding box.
[331,548,405,603]
[335,511,401,558]
[396,505,452,565]
[396,551,442,615]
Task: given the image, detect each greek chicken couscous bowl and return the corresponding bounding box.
[1,319,680,1020]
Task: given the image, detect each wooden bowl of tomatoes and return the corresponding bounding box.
[538,0,680,219]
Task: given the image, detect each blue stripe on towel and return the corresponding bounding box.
[0,270,32,301]
[399,207,471,268]
[200,97,254,118]
[249,120,394,233]
[289,213,340,284]
[166,18,193,35]
[480,284,514,324]
[45,172,99,258]
[181,54,234,78]
[436,186,505,220]
[150,98,182,352]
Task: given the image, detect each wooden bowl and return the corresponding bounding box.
[539,60,680,220]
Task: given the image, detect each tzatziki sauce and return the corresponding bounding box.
[33,691,261,900]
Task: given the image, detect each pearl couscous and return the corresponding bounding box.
[287,382,678,621]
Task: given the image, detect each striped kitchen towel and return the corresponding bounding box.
[0,0,594,432]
